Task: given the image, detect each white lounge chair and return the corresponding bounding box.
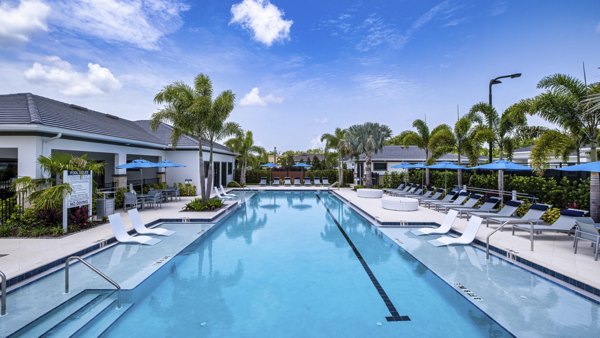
[294,177,301,186]
[428,216,483,246]
[304,177,312,185]
[314,177,322,185]
[259,177,267,186]
[284,177,292,186]
[220,185,236,197]
[412,210,459,236]
[322,178,330,185]
[108,214,161,245]
[214,186,234,199]
[128,209,175,236]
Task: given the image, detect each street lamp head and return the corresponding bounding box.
[491,79,502,85]
[510,73,522,78]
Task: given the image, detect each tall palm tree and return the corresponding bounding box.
[225,130,266,186]
[345,123,392,188]
[396,119,455,186]
[152,73,236,201]
[321,127,351,187]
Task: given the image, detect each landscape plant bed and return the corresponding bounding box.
[0,220,106,238]
[182,197,224,212]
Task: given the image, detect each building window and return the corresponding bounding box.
[373,162,387,171]
[228,162,233,175]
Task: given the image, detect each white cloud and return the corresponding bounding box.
[230,0,292,46]
[0,0,50,43]
[52,0,189,50]
[240,87,283,106]
[24,56,122,96]
[313,117,328,124]
[310,135,325,149]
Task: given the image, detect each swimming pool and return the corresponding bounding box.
[101,191,510,337]
[6,190,599,336]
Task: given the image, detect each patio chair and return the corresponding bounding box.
[214,186,234,200]
[108,214,161,245]
[148,191,163,208]
[574,219,600,261]
[412,210,459,236]
[451,196,501,218]
[487,203,551,227]
[304,177,312,185]
[220,185,236,197]
[284,177,292,186]
[386,183,412,195]
[173,185,181,200]
[273,177,281,186]
[314,177,322,185]
[393,184,419,196]
[415,188,443,201]
[430,191,469,211]
[396,185,424,196]
[322,177,330,185]
[128,209,175,236]
[124,192,142,210]
[468,200,523,226]
[294,177,301,186]
[440,193,482,213]
[510,209,588,251]
[420,189,458,208]
[428,216,484,247]
[259,177,267,186]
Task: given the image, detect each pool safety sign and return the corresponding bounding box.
[62,170,93,233]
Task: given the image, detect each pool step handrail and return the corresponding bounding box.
[64,256,121,308]
[1,270,6,316]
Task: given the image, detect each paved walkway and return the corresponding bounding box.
[0,195,235,280]
[333,188,600,291]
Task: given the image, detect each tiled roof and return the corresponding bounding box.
[0,93,232,152]
[135,120,231,152]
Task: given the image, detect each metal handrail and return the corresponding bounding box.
[486,219,540,258]
[65,256,121,308]
[1,270,6,316]
[486,221,512,259]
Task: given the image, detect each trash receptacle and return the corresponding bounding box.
[97,191,115,219]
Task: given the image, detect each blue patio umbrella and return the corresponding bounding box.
[468,160,531,199]
[116,159,159,192]
[427,162,466,191]
[293,162,312,181]
[555,161,600,173]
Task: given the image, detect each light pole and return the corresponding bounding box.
[488,73,522,162]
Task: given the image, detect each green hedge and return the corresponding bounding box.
[240,169,353,184]
[403,171,589,209]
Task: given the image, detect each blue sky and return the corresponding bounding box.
[1,0,599,151]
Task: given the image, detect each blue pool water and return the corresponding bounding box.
[103,191,511,337]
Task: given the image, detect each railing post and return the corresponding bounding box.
[1,270,6,316]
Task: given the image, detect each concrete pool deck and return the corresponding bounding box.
[332,188,600,293]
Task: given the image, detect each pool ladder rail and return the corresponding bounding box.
[485,219,539,259]
[65,256,122,309]
[1,269,6,316]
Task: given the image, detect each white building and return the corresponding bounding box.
[0,93,237,191]
[512,145,591,167]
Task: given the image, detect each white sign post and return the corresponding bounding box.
[62,170,93,234]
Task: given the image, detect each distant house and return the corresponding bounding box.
[344,145,473,179]
[512,145,592,167]
[293,154,326,163]
[0,93,237,190]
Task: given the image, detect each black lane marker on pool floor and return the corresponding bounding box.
[315,194,410,322]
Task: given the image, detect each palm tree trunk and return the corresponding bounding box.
[240,160,247,186]
[365,155,373,188]
[425,168,430,187]
[198,141,207,200]
[338,158,343,188]
[206,145,215,201]
[457,146,463,187]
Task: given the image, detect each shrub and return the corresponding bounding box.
[69,205,90,228]
[381,171,405,189]
[228,180,242,188]
[541,207,561,224]
[114,187,127,209]
[182,197,223,211]
[352,185,365,191]
[177,183,197,196]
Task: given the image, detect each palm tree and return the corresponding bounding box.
[345,123,392,188]
[152,74,236,201]
[225,130,266,186]
[321,128,351,187]
[395,119,455,186]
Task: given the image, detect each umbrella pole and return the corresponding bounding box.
[498,169,504,201]
[140,168,144,193]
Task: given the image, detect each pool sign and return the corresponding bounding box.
[62,170,93,233]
